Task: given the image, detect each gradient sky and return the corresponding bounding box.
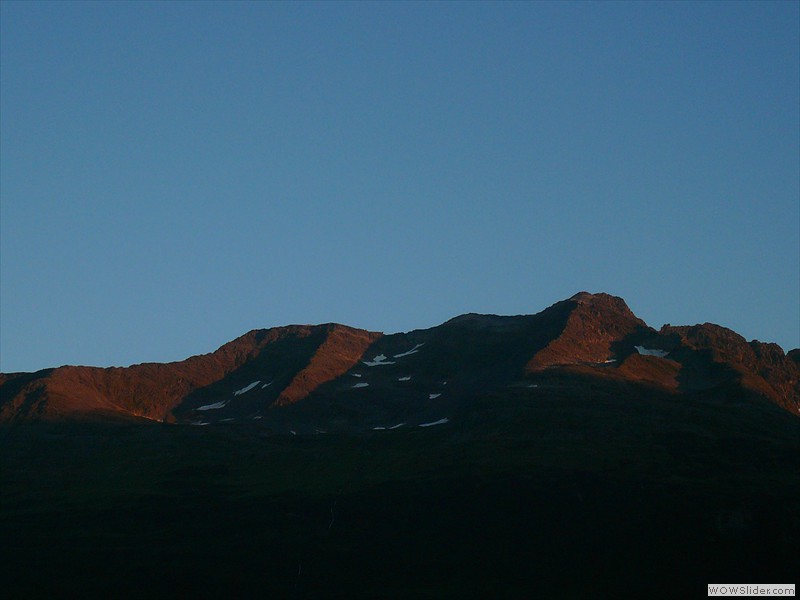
[1,1,798,373]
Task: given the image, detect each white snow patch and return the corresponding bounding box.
[419,417,449,427]
[635,346,669,358]
[429,393,441,399]
[192,421,210,426]
[234,381,261,396]
[196,400,228,411]
[363,354,396,367]
[352,373,362,378]
[261,381,273,389]
[374,423,406,431]
[353,382,370,388]
[528,384,538,388]
[398,376,412,382]
[393,343,425,358]
[603,359,617,364]
[253,415,263,420]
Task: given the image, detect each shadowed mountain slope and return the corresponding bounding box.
[1,292,798,425]
[0,324,380,423]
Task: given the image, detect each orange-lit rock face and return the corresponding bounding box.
[1,293,798,423]
[525,293,649,371]
[0,324,378,422]
[273,325,382,407]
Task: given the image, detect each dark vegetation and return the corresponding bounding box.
[2,385,798,599]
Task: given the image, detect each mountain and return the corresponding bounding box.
[2,292,798,598]
[2,292,798,425]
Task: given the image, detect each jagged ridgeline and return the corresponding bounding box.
[2,292,798,428]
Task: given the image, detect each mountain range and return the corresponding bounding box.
[2,292,798,425]
[2,292,799,598]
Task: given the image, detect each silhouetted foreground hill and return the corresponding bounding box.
[1,391,798,598]
[2,292,798,424]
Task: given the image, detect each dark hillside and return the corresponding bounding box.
[1,385,797,598]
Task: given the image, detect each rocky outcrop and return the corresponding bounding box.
[525,292,650,371]
[659,324,800,414]
[273,325,382,407]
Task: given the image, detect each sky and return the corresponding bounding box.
[1,1,798,373]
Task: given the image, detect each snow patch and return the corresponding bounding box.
[429,393,441,399]
[374,423,406,431]
[528,384,538,388]
[363,354,396,367]
[234,381,261,396]
[398,376,412,381]
[253,415,263,420]
[197,401,228,411]
[352,373,362,378]
[261,381,273,389]
[353,382,370,388]
[419,418,449,427]
[635,346,669,358]
[393,343,425,358]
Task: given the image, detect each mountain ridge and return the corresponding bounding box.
[4,292,798,600]
[2,292,798,423]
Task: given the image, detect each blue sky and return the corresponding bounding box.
[1,1,798,372]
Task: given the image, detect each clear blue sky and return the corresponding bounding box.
[1,1,798,372]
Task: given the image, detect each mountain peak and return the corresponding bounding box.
[569,290,596,302]
[526,292,649,371]
[2,292,798,423]
[568,291,636,313]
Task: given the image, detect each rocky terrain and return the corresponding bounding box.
[2,292,798,425]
